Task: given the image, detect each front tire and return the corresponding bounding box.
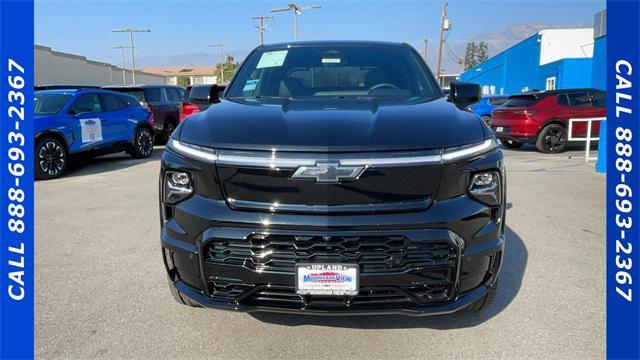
[131,127,154,159]
[536,123,567,153]
[500,139,524,149]
[35,137,67,180]
[481,115,491,124]
[162,120,176,144]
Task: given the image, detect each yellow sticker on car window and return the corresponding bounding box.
[257,50,288,68]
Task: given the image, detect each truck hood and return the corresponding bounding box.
[178,97,486,152]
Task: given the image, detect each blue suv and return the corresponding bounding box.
[468,95,509,123]
[34,88,154,179]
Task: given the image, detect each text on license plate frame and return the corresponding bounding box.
[295,263,359,296]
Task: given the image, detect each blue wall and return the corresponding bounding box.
[537,58,593,90]
[591,36,606,90]
[460,34,542,94]
[460,34,603,95]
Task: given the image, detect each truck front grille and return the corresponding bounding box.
[205,234,456,274]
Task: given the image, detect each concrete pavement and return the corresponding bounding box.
[35,145,605,359]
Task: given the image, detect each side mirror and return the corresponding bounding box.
[447,81,482,110]
[209,86,221,104]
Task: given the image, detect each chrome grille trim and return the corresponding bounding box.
[216,149,443,169]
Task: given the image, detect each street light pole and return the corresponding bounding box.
[294,10,298,40]
[208,44,230,83]
[112,28,151,84]
[271,3,321,41]
[110,46,131,84]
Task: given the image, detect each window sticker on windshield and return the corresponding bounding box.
[321,58,341,64]
[256,50,288,68]
[79,118,103,143]
[243,79,259,92]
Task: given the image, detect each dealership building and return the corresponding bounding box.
[35,45,166,86]
[140,66,218,87]
[459,10,606,95]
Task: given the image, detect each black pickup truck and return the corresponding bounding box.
[159,41,505,315]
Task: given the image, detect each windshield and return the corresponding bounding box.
[226,45,441,99]
[34,93,73,115]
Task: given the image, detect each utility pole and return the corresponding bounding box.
[271,3,321,41]
[112,28,151,84]
[423,38,429,63]
[110,45,131,84]
[251,15,273,45]
[209,44,230,83]
[435,2,448,83]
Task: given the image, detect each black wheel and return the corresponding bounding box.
[463,281,498,312]
[35,137,67,180]
[162,120,176,144]
[536,123,567,153]
[500,138,525,149]
[167,279,201,307]
[131,127,154,159]
[481,115,491,124]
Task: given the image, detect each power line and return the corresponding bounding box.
[267,16,286,41]
[251,15,273,45]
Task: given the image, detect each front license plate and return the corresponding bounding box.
[496,126,504,132]
[296,264,359,296]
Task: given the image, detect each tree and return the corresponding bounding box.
[476,41,489,64]
[216,61,240,83]
[464,42,477,71]
[463,41,490,71]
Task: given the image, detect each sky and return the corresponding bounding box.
[35,0,605,69]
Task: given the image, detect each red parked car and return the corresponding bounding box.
[179,86,199,121]
[489,89,606,153]
[178,84,227,121]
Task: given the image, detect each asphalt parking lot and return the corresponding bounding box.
[35,144,605,359]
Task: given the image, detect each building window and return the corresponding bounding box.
[546,76,556,90]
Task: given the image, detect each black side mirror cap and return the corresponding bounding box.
[209,86,221,104]
[447,81,482,110]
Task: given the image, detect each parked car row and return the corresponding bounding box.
[34,83,225,179]
[469,88,605,153]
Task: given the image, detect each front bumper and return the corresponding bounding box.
[171,277,497,316]
[161,194,505,316]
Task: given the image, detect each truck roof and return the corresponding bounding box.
[260,40,409,49]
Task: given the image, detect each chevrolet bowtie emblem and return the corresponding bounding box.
[291,162,365,184]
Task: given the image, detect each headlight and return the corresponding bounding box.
[167,138,217,163]
[442,138,496,162]
[468,171,501,206]
[163,170,193,204]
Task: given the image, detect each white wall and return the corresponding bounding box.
[35,45,166,85]
[538,28,594,66]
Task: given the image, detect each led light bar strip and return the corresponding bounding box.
[168,138,496,167]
